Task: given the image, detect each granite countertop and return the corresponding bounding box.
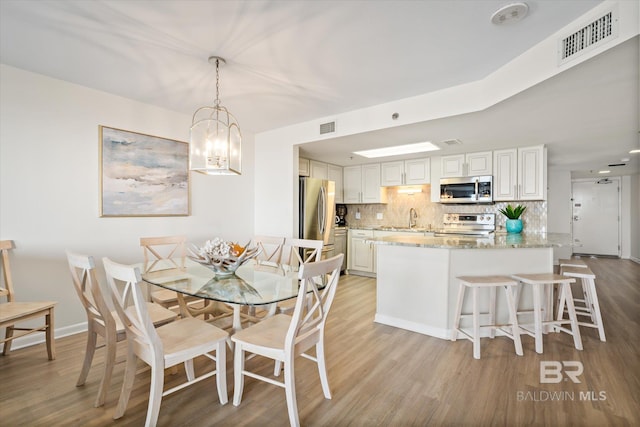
[349,226,433,233]
[366,232,575,249]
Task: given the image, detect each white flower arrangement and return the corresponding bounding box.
[188,238,261,276]
[199,237,231,260]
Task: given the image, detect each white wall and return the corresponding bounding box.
[632,174,640,262]
[0,65,255,344]
[547,170,573,262]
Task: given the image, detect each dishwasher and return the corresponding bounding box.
[334,226,347,273]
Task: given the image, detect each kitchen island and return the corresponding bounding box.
[368,233,574,339]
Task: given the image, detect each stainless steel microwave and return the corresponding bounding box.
[439,176,493,204]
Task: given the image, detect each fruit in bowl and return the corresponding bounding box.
[187,238,261,276]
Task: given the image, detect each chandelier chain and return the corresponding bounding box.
[215,58,220,106]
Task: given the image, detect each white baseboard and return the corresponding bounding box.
[0,321,87,353]
[630,256,640,264]
[374,314,450,340]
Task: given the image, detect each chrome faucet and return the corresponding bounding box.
[409,208,417,228]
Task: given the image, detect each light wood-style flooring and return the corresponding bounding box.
[1,257,639,426]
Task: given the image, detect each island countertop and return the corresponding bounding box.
[366,232,574,250]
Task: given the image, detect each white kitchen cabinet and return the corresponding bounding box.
[348,229,374,275]
[299,157,310,177]
[440,151,492,178]
[343,164,386,204]
[309,160,328,179]
[328,164,344,203]
[380,158,430,186]
[493,145,546,201]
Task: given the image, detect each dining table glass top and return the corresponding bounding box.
[140,259,302,306]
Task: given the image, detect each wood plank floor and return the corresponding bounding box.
[1,257,639,426]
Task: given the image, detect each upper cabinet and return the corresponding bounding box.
[309,160,328,180]
[344,164,386,204]
[440,151,492,178]
[328,164,344,203]
[299,157,310,177]
[380,158,430,186]
[493,145,546,201]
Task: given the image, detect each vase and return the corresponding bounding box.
[505,219,523,234]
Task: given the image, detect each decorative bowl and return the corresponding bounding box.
[187,238,262,277]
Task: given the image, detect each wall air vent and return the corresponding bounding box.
[559,8,618,65]
[319,121,336,135]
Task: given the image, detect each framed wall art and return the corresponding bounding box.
[100,126,190,217]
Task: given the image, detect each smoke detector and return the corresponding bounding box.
[491,2,529,25]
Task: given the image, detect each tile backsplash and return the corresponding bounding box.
[342,184,547,233]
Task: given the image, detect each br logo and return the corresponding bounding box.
[540,361,584,383]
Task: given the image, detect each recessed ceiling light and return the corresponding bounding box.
[491,2,529,25]
[630,149,640,154]
[353,142,440,158]
[621,157,631,162]
[598,170,610,174]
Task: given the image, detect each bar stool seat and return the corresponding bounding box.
[512,273,583,354]
[558,258,588,269]
[560,266,606,342]
[451,275,523,360]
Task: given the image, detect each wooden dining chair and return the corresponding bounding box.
[232,254,344,427]
[102,257,229,427]
[66,251,177,407]
[140,235,195,310]
[252,235,285,267]
[0,240,56,360]
[281,238,324,271]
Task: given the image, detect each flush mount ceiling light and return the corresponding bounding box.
[491,2,529,25]
[353,141,440,158]
[598,170,610,174]
[190,56,241,175]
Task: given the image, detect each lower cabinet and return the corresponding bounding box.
[347,229,375,276]
[347,229,434,277]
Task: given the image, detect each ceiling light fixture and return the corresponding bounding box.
[353,142,440,158]
[491,2,529,25]
[190,56,241,175]
[598,170,610,174]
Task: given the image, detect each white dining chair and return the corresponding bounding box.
[102,257,229,427]
[231,254,344,427]
[66,251,178,407]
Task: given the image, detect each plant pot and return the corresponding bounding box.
[505,219,523,234]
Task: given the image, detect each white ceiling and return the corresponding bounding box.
[1,0,638,177]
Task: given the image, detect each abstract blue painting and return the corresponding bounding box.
[100,126,190,216]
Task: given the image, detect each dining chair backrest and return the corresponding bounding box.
[252,236,285,266]
[281,238,323,270]
[140,235,186,273]
[66,251,116,337]
[286,253,343,353]
[103,258,161,359]
[0,240,16,302]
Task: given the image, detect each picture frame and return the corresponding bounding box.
[99,126,190,217]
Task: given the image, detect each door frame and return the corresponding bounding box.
[571,177,621,257]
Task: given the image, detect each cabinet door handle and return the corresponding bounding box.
[514,185,517,198]
[518,184,522,198]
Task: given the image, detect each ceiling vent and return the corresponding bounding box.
[558,8,618,65]
[319,121,336,135]
[441,139,462,146]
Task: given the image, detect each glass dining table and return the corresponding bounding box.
[140,259,301,331]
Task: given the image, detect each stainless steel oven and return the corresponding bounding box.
[440,176,493,204]
[434,213,496,237]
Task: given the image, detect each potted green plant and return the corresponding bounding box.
[499,204,526,233]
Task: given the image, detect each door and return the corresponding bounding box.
[572,179,619,256]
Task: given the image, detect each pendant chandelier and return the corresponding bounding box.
[190,56,242,175]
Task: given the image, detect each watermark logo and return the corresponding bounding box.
[540,361,583,384]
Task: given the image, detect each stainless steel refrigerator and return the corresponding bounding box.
[299,177,335,259]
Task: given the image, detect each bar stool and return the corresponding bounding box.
[511,273,583,354]
[451,275,523,360]
[560,266,606,342]
[558,258,588,271]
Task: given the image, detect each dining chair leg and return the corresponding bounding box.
[114,347,138,420]
[184,359,195,381]
[274,359,282,376]
[3,326,14,355]
[284,357,300,427]
[316,339,332,399]
[232,344,245,406]
[95,331,117,407]
[45,308,55,360]
[76,329,97,387]
[215,341,228,404]
[146,361,165,427]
